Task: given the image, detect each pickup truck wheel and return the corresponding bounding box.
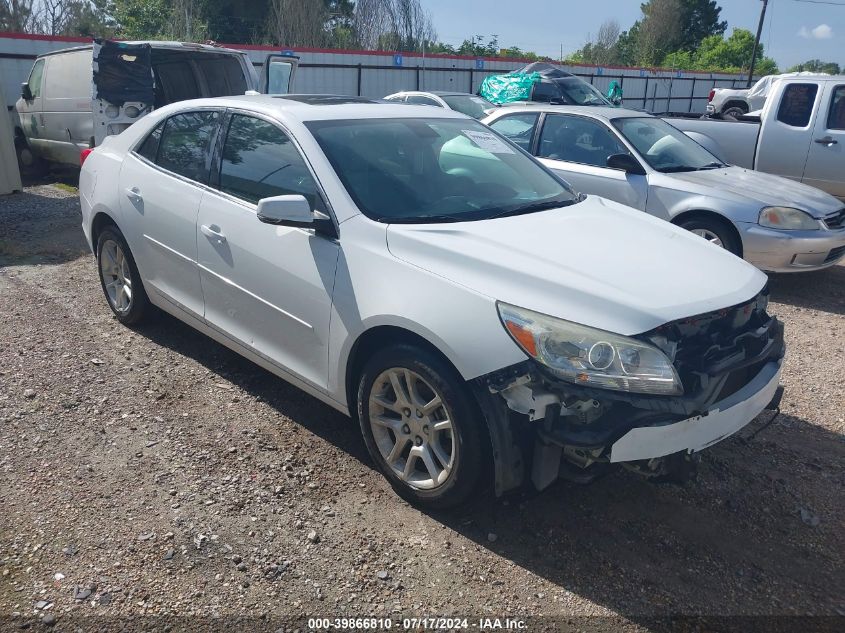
[357,344,485,510]
[679,217,741,256]
[96,227,150,325]
[722,105,747,118]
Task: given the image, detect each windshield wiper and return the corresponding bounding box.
[375,214,473,224]
[659,165,698,173]
[696,162,727,170]
[486,198,574,220]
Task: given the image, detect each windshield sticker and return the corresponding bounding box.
[462,130,515,154]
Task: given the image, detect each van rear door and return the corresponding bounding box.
[260,54,299,94]
[92,40,154,145]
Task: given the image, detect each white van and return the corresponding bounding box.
[14,39,298,173]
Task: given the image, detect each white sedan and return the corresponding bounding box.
[79,95,784,508]
[484,104,845,272]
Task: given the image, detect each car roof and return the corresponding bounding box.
[394,91,481,97]
[157,94,474,122]
[490,103,648,121]
[38,41,246,58]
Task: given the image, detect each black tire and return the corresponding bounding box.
[96,226,150,325]
[721,105,747,119]
[356,344,486,510]
[15,139,47,180]
[677,216,741,256]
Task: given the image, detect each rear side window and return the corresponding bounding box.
[196,57,247,97]
[156,111,220,183]
[776,84,819,127]
[219,114,322,207]
[28,58,46,98]
[136,122,164,162]
[827,85,845,130]
[487,113,539,151]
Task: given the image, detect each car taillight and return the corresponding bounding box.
[80,148,93,166]
[708,89,715,102]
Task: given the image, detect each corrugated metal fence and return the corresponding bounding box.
[1,32,752,116]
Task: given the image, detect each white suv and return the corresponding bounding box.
[79,95,785,508]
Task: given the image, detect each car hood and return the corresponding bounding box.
[385,196,767,336]
[665,167,842,218]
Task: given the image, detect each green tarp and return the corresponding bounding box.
[479,71,541,105]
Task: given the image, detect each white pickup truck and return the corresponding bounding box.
[670,75,845,200]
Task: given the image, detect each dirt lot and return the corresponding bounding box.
[1,185,843,632]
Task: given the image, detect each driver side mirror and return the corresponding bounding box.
[256,194,336,236]
[606,153,646,176]
[21,82,33,101]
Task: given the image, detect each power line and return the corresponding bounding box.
[787,0,845,5]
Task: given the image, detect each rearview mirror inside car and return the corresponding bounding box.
[20,82,33,101]
[606,153,646,176]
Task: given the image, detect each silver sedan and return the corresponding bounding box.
[484,104,845,272]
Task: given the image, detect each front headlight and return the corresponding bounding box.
[759,207,819,230]
[498,303,683,396]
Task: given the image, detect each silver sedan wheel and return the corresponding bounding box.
[690,228,724,248]
[368,368,455,490]
[100,239,133,313]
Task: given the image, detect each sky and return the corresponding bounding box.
[422,0,845,69]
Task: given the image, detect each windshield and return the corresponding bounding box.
[307,118,578,223]
[559,78,611,106]
[441,94,496,119]
[612,117,724,172]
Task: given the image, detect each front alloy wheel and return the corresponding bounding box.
[357,344,486,509]
[369,367,455,489]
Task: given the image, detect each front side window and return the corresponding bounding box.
[487,113,539,151]
[27,59,46,98]
[405,95,441,107]
[776,84,819,127]
[557,78,611,106]
[219,114,322,207]
[156,111,220,183]
[531,82,559,103]
[613,116,722,173]
[538,114,627,167]
[307,117,578,223]
[826,85,845,131]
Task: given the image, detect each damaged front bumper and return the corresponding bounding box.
[473,291,786,494]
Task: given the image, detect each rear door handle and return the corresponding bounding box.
[125,187,142,201]
[814,136,838,145]
[201,224,226,243]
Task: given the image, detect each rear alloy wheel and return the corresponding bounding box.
[96,226,150,325]
[357,345,485,509]
[678,217,741,257]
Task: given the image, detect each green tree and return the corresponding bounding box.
[677,0,726,52]
[695,28,777,74]
[787,59,841,75]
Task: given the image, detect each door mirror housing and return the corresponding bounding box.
[606,153,646,175]
[21,82,33,101]
[256,195,337,237]
[257,195,313,226]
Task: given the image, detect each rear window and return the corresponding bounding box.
[776,84,819,127]
[156,111,219,183]
[196,56,247,97]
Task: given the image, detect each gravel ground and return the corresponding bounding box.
[0,185,843,632]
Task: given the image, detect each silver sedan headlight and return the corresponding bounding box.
[497,303,683,396]
[759,207,819,230]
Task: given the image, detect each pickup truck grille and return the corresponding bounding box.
[823,208,845,230]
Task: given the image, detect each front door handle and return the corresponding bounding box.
[125,187,142,201]
[814,136,838,146]
[201,224,227,243]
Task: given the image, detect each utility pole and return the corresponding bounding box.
[747,0,768,87]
